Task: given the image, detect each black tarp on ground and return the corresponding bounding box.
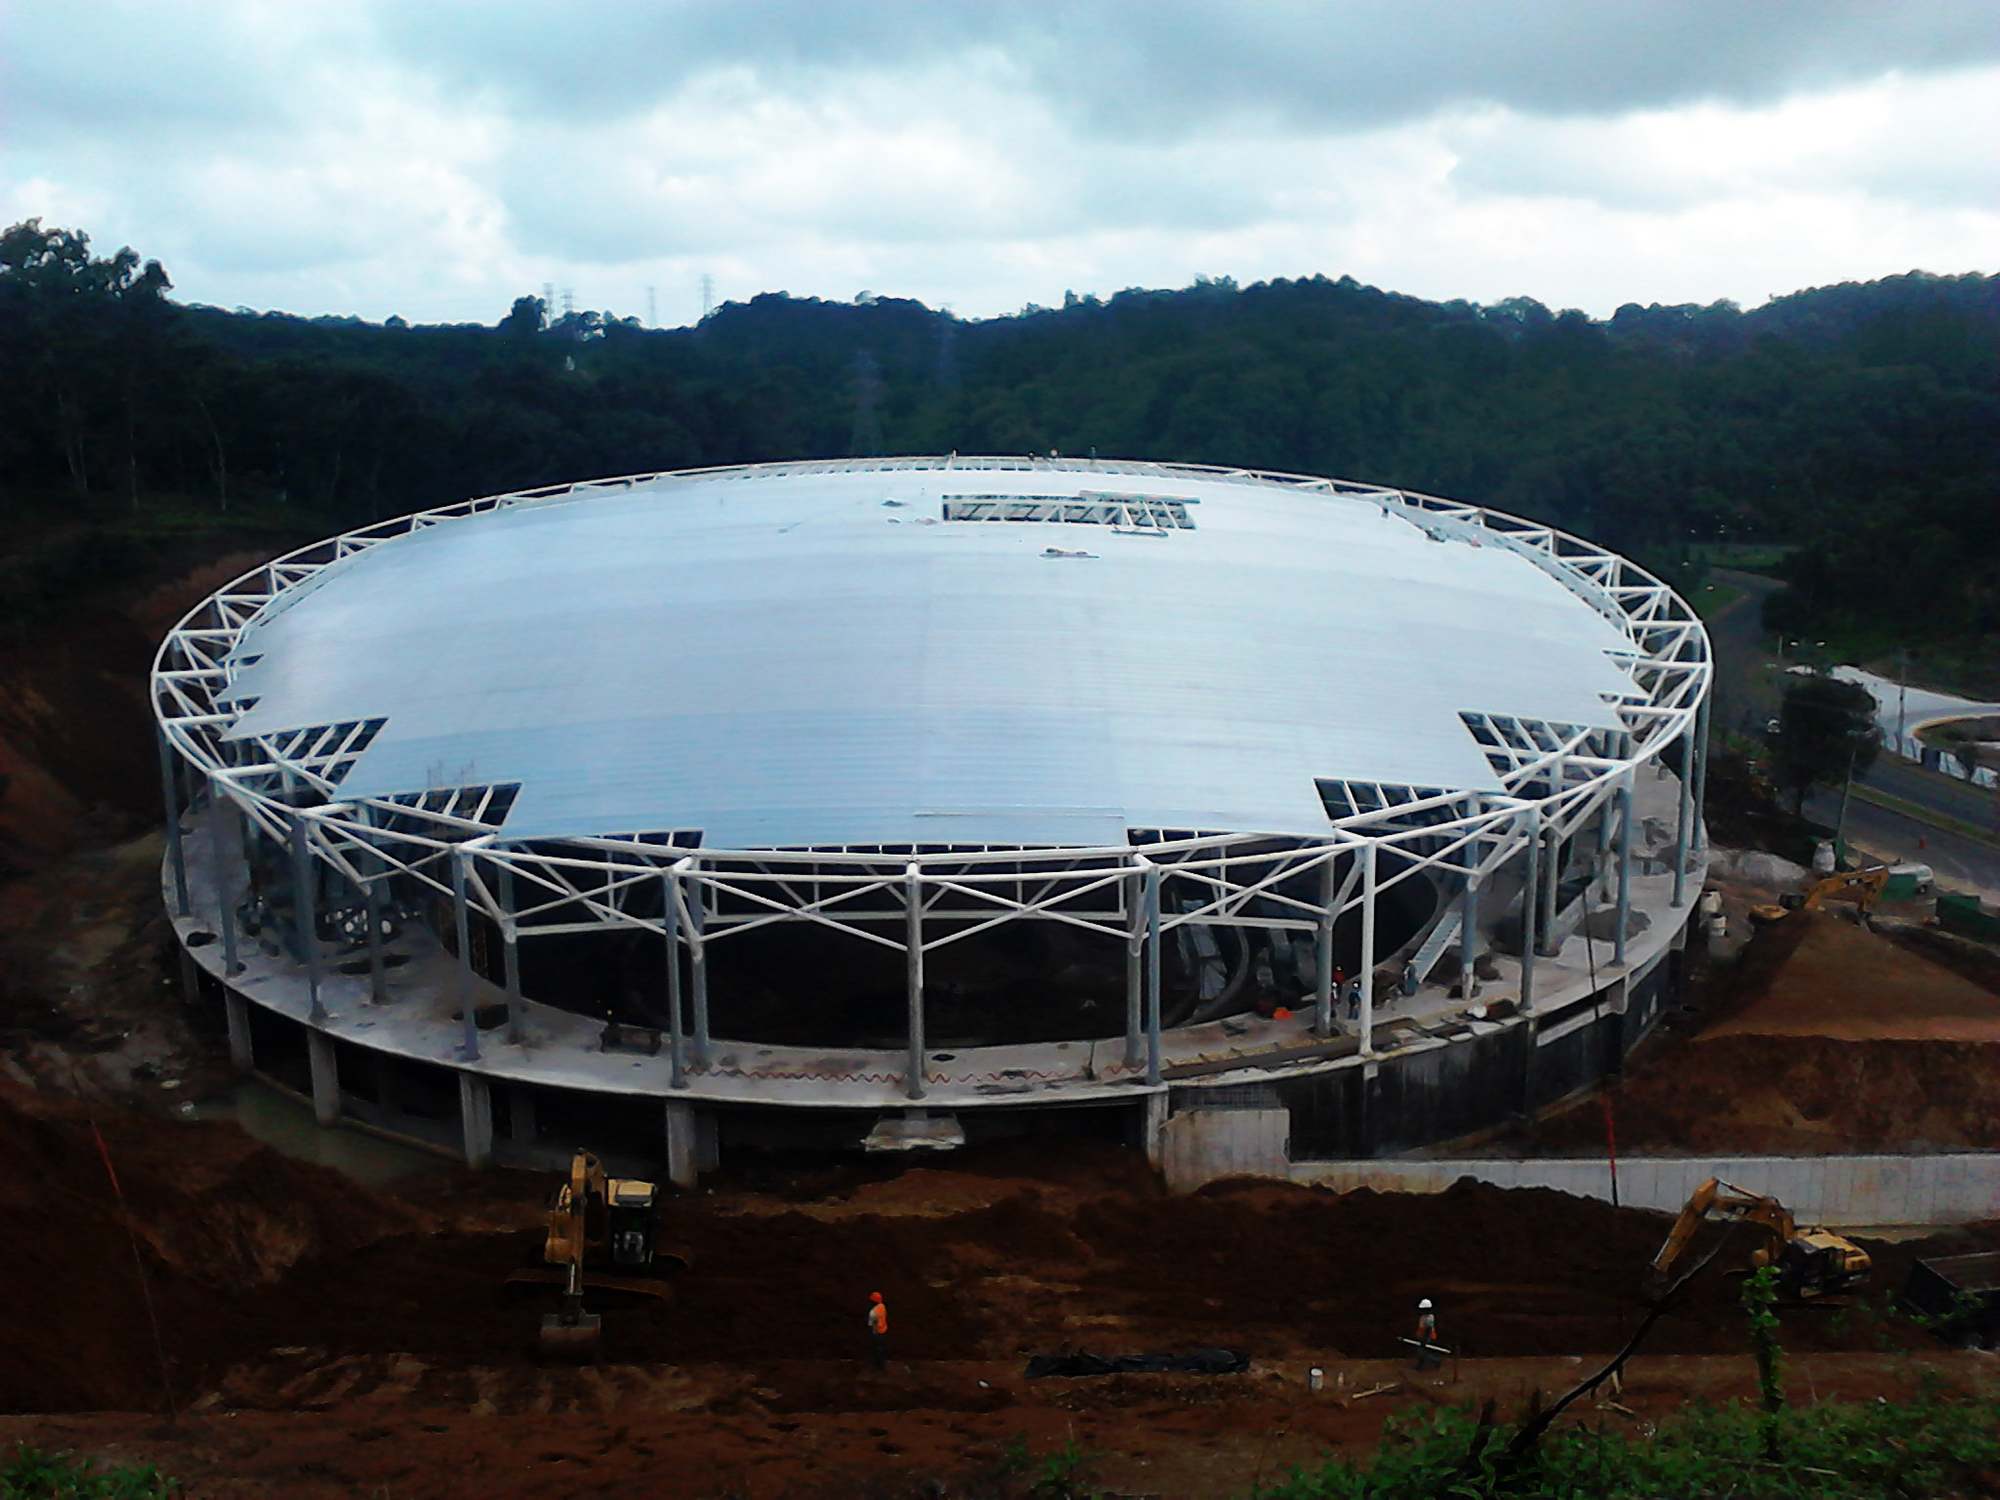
[1024,1348,1249,1378]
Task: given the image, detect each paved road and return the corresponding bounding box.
[1704,568,2000,898]
[1807,785,2000,900]
[1703,569,1786,740]
[1858,756,2000,838]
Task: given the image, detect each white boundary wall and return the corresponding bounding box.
[1289,1155,2000,1226]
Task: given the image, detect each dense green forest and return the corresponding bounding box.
[2,218,1994,666]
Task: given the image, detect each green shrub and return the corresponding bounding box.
[1253,1383,2000,1499]
[0,1445,177,1499]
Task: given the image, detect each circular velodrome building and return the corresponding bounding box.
[154,457,1711,1186]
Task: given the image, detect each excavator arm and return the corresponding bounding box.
[543,1148,607,1272]
[1647,1177,1722,1289]
[1646,1177,1866,1301]
[1648,1179,1793,1284]
[1800,866,1890,915]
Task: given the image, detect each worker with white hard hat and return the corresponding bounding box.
[1412,1298,1441,1370]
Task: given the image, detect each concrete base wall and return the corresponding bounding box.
[1289,1154,2000,1227]
[1159,1108,1290,1193]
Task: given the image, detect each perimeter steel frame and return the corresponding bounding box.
[153,456,1711,1097]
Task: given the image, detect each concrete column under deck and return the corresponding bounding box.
[307,1030,340,1127]
[224,989,254,1071]
[458,1073,494,1170]
[664,1099,700,1187]
[1141,1091,1168,1169]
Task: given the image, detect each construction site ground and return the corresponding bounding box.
[4,864,2000,1500]
[8,558,2000,1495]
[3,1077,2000,1499]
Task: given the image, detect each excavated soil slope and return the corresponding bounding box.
[1523,911,2000,1155]
[0,1082,418,1412]
[0,1089,1971,1423]
[0,549,284,1103]
[4,1088,1995,1498]
[1703,910,2000,1041]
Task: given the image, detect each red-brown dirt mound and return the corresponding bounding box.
[1532,1034,2000,1155]
[1517,910,2000,1155]
[213,1162,1960,1382]
[0,1081,418,1413]
[1704,911,2000,1042]
[6,1103,1971,1422]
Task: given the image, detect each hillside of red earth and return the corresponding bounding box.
[0,548,283,1106]
[1511,909,2000,1156]
[4,1083,1995,1497]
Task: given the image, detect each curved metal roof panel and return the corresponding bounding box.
[219,462,1642,846]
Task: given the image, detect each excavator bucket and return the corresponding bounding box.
[538,1309,603,1360]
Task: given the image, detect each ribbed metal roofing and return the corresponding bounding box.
[220,460,1642,848]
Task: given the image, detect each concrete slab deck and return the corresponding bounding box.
[167,765,1698,1111]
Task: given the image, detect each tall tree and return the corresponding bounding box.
[1769,674,1881,814]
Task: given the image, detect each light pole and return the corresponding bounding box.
[1896,646,1909,749]
[1834,742,1861,863]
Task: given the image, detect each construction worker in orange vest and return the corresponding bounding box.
[867,1291,888,1369]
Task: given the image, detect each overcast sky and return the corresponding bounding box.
[5,0,1995,327]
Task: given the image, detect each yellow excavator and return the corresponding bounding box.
[508,1149,691,1356]
[1751,865,1891,926]
[1646,1178,1870,1302]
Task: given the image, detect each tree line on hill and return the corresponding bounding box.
[1,217,1994,661]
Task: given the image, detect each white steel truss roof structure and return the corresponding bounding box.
[154,457,1711,1087]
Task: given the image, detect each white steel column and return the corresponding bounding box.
[905,862,926,1102]
[1143,861,1163,1086]
[1459,836,1480,999]
[451,846,479,1061]
[361,852,387,1005]
[1313,857,1336,1035]
[1614,772,1635,967]
[158,730,190,917]
[498,862,522,1041]
[1124,863,1144,1069]
[1690,692,1712,858]
[665,864,688,1089]
[1537,824,1561,958]
[1671,724,1695,908]
[217,799,243,978]
[687,863,711,1066]
[1357,843,1378,1055]
[291,812,326,1024]
[1519,806,1540,1012]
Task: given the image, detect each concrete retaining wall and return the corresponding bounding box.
[1159,1109,1289,1193]
[1288,1154,2000,1226]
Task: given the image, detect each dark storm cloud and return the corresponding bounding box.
[3,4,335,142]
[373,0,2000,132]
